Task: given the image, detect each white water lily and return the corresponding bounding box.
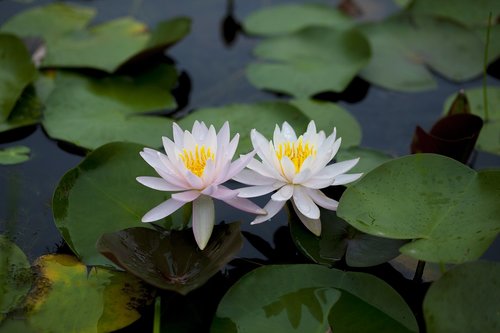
[234,121,362,236]
[137,121,266,250]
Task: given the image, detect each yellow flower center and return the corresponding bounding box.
[275,138,316,173]
[179,145,215,177]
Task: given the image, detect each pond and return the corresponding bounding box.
[0,0,499,332]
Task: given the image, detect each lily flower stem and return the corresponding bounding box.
[413,260,426,283]
[153,296,161,333]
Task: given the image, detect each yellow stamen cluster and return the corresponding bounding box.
[179,145,215,177]
[275,138,316,173]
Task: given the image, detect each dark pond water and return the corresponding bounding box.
[0,0,499,330]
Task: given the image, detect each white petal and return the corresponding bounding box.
[271,184,294,201]
[223,151,256,182]
[155,167,190,189]
[273,124,286,145]
[232,169,275,185]
[250,199,286,224]
[306,188,338,211]
[192,196,215,250]
[251,129,276,169]
[201,158,216,184]
[237,185,276,198]
[280,156,296,181]
[281,122,297,141]
[207,185,238,200]
[294,162,313,184]
[292,186,320,219]
[225,134,239,162]
[218,121,230,147]
[139,149,162,169]
[182,169,204,189]
[222,196,267,215]
[172,190,201,202]
[136,176,184,191]
[315,158,360,180]
[291,201,321,236]
[332,173,363,185]
[172,122,184,145]
[247,159,284,181]
[142,198,186,222]
[301,176,334,189]
[206,125,217,150]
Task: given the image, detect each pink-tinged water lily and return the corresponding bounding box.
[137,121,266,250]
[234,121,362,236]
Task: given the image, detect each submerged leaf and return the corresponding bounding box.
[42,66,177,150]
[338,154,500,263]
[0,146,31,165]
[0,34,36,121]
[423,261,500,333]
[52,142,190,268]
[0,236,32,322]
[97,223,243,295]
[243,3,353,36]
[23,254,153,333]
[212,265,418,332]
[247,27,370,97]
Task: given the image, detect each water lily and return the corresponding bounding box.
[234,121,362,236]
[137,121,266,250]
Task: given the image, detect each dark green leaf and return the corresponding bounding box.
[423,261,500,332]
[52,142,190,267]
[247,27,370,97]
[97,223,243,295]
[338,154,500,263]
[0,34,36,121]
[243,3,353,36]
[42,66,176,150]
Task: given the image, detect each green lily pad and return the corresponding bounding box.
[97,223,243,295]
[1,3,95,43]
[212,264,418,332]
[337,154,500,264]
[52,142,190,268]
[247,27,370,97]
[423,261,500,333]
[243,3,354,36]
[1,3,190,72]
[289,99,361,148]
[359,14,485,91]
[443,87,500,155]
[0,236,32,322]
[336,146,394,175]
[42,66,176,150]
[290,205,407,267]
[24,254,153,333]
[180,99,361,155]
[409,0,500,27]
[0,146,31,165]
[0,84,42,134]
[0,34,36,121]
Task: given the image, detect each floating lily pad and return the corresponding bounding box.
[0,236,32,322]
[0,85,42,134]
[423,261,500,333]
[212,264,418,332]
[0,146,31,165]
[24,254,153,333]
[1,4,190,72]
[42,66,176,150]
[443,87,500,155]
[338,154,500,263]
[180,100,361,155]
[52,142,190,268]
[1,3,95,43]
[409,0,500,27]
[243,3,354,36]
[359,14,485,91]
[290,205,407,267]
[247,27,370,97]
[97,223,243,295]
[0,34,36,121]
[336,146,394,175]
[289,99,361,148]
